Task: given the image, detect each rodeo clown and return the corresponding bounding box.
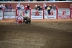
[16,13,23,25]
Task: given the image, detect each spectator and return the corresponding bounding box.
[35,5,37,10]
[21,5,24,13]
[8,5,12,11]
[3,4,5,9]
[16,3,20,10]
[5,5,8,11]
[70,4,72,8]
[37,5,40,10]
[21,5,24,10]
[43,3,47,9]
[45,6,48,9]
[27,4,30,9]
[49,5,52,10]
[0,4,2,10]
[1,4,3,8]
[25,6,28,14]
[47,6,51,15]
[53,4,56,10]
[5,5,8,9]
[40,6,42,10]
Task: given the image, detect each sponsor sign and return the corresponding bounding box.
[0,10,3,20]
[44,10,56,19]
[31,10,43,19]
[58,8,70,19]
[4,16,15,19]
[4,11,15,19]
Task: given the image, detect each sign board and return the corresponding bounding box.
[58,8,70,19]
[31,10,43,19]
[4,11,15,19]
[0,10,3,20]
[44,10,56,19]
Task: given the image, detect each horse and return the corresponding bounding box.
[23,16,31,25]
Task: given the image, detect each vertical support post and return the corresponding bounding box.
[56,6,58,19]
[70,4,72,19]
[2,8,4,20]
[43,8,44,19]
[30,8,31,19]
[16,8,18,16]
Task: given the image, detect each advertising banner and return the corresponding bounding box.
[58,8,70,19]
[4,11,15,19]
[44,10,56,19]
[31,10,43,19]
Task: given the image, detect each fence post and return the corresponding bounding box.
[30,8,31,19]
[16,8,18,16]
[2,8,4,20]
[70,4,72,19]
[43,8,44,19]
[56,6,58,19]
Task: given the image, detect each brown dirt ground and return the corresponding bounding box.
[0,19,72,48]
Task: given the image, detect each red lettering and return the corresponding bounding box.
[50,11,53,15]
[35,10,39,16]
[62,11,66,15]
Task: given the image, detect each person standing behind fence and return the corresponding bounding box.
[21,5,24,10]
[49,5,52,10]
[47,6,51,15]
[16,3,20,10]
[5,5,8,11]
[25,6,28,14]
[0,4,2,10]
[53,4,56,10]
[35,5,38,10]
[43,3,47,9]
[8,5,12,11]
[27,4,30,10]
[3,4,5,9]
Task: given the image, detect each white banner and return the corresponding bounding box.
[58,8,70,19]
[4,16,15,19]
[31,10,43,19]
[44,10,56,19]
[0,10,3,20]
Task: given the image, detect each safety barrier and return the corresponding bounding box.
[0,5,72,20]
[0,8,4,20]
[31,9,44,19]
[58,8,70,19]
[4,9,16,19]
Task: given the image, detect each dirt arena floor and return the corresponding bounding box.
[0,19,72,48]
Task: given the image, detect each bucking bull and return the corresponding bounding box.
[16,14,31,25]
